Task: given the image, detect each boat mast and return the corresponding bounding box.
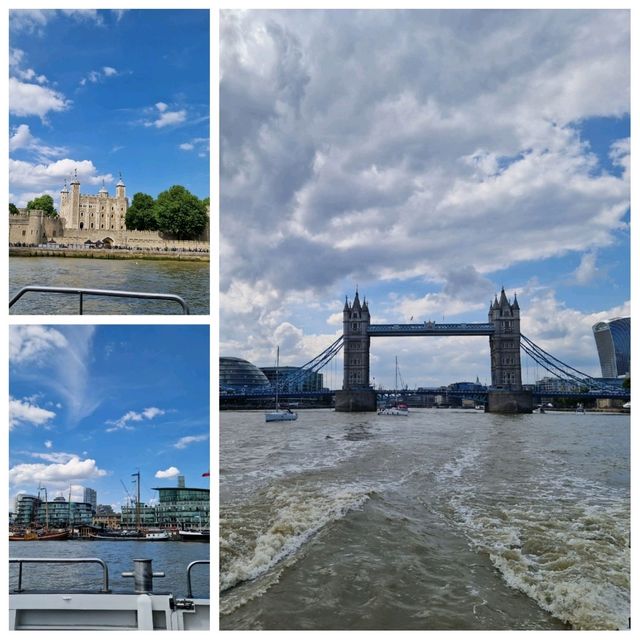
[395,356,398,403]
[275,346,279,410]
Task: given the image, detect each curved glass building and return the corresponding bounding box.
[220,357,271,393]
[592,317,630,378]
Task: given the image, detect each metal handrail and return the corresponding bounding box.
[186,560,209,598]
[10,557,111,593]
[9,285,190,314]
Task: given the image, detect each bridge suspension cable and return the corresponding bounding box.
[520,334,623,394]
[277,336,344,391]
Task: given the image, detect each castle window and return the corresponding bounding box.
[90,223,94,229]
[22,230,26,236]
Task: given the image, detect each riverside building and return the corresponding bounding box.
[592,317,631,378]
[119,485,210,529]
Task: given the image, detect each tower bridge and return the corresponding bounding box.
[338,288,531,413]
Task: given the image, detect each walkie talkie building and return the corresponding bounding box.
[592,317,630,378]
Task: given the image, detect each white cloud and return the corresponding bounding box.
[106,407,166,432]
[179,137,209,153]
[9,77,70,120]
[9,158,113,206]
[10,325,68,365]
[173,434,209,449]
[9,397,56,430]
[10,124,67,160]
[9,10,50,35]
[79,66,119,86]
[144,103,187,128]
[44,440,53,449]
[573,252,599,285]
[9,456,107,488]
[155,466,181,479]
[30,451,76,463]
[219,10,630,384]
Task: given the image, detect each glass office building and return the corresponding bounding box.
[592,317,630,378]
[220,357,271,393]
[152,487,210,528]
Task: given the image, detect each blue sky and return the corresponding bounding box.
[220,9,631,389]
[9,325,210,509]
[9,9,209,208]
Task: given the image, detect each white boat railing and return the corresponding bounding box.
[9,285,191,314]
[186,560,209,598]
[10,557,111,593]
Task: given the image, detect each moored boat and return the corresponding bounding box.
[178,529,210,542]
[10,529,70,541]
[265,346,298,422]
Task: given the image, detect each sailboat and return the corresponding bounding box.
[378,356,409,416]
[265,346,298,422]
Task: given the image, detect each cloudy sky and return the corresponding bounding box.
[9,9,209,208]
[9,325,210,509]
[220,9,630,389]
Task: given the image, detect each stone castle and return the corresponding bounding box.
[9,172,209,251]
[59,169,128,232]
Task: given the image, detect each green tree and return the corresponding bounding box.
[623,376,630,390]
[26,194,57,217]
[9,203,19,214]
[154,185,207,240]
[125,192,158,230]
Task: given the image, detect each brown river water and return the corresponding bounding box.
[220,408,629,630]
[9,256,209,315]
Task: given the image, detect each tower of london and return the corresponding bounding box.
[59,170,128,231]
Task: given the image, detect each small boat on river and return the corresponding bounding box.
[378,357,409,416]
[178,529,210,542]
[265,346,298,422]
[10,529,70,541]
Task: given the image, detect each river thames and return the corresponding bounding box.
[9,256,209,314]
[220,408,629,630]
[9,540,210,598]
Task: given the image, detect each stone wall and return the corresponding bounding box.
[10,209,209,251]
[9,210,64,244]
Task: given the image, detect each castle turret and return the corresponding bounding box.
[67,169,81,228]
[116,173,126,200]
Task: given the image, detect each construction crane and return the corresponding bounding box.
[120,479,134,508]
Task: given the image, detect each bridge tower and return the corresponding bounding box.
[489,288,522,389]
[342,289,371,389]
[336,289,376,411]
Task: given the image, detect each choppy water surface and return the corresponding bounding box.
[9,540,210,597]
[9,257,209,314]
[220,409,629,630]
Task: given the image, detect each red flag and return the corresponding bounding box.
[202,472,210,477]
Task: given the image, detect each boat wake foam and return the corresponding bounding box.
[220,482,371,598]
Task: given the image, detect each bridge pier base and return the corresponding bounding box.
[486,390,534,414]
[335,389,377,412]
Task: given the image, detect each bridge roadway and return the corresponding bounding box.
[222,388,629,401]
[367,322,495,337]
